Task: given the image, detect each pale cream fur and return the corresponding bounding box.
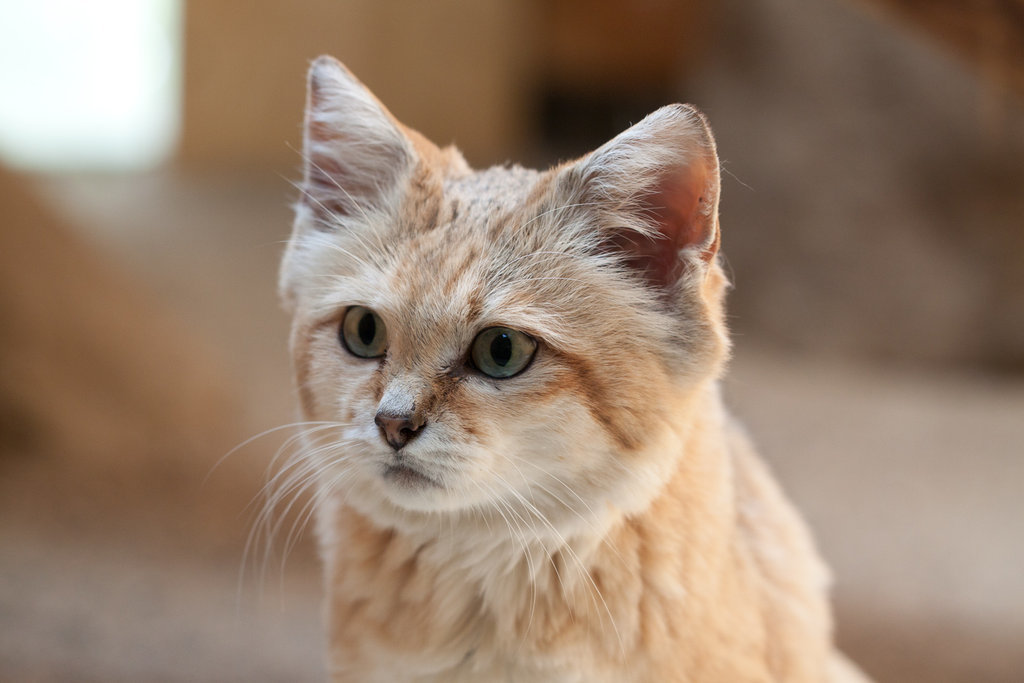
[279,56,871,682]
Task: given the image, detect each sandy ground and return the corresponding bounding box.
[1,172,1021,682]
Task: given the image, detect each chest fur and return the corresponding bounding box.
[318,471,827,683]
[322,510,630,681]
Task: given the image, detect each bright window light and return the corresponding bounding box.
[0,0,181,171]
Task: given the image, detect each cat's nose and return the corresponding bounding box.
[374,410,426,451]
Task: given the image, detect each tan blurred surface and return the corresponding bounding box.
[727,352,1024,683]
[0,169,323,682]
[2,0,1023,681]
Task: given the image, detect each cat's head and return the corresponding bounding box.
[280,56,729,530]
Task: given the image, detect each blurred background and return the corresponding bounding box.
[1,0,1022,681]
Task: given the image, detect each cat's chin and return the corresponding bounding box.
[371,461,461,513]
[382,462,441,490]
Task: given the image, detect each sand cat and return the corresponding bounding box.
[278,55,871,683]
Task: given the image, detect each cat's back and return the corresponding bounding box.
[726,418,874,683]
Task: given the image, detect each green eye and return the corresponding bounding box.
[340,306,387,358]
[471,327,536,378]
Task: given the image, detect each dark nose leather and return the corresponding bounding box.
[374,410,426,451]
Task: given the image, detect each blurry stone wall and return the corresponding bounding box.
[692,0,1024,370]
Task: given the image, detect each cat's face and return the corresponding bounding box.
[281,57,728,528]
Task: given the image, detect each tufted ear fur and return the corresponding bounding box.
[565,104,721,291]
[299,56,416,226]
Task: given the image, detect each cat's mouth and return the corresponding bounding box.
[382,461,441,489]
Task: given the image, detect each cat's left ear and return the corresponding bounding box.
[566,104,721,289]
[299,56,416,224]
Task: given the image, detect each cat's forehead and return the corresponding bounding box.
[372,165,571,339]
[389,172,539,307]
[391,164,551,289]
[442,164,542,220]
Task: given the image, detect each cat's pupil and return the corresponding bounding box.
[358,312,376,346]
[490,332,512,366]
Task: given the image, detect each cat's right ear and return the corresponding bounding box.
[559,104,721,293]
[298,56,415,226]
